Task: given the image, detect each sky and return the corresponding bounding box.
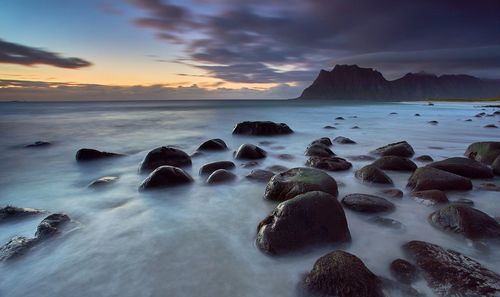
[1,0,500,100]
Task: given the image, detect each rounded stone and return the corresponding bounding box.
[341,193,395,213]
[140,146,191,173]
[199,161,235,175]
[197,138,228,151]
[372,156,417,171]
[233,144,267,160]
[355,165,394,185]
[206,169,236,184]
[139,166,193,191]
[305,156,352,171]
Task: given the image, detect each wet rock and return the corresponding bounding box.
[403,240,500,297]
[492,155,500,175]
[0,206,44,223]
[465,118,472,121]
[258,140,274,146]
[139,166,193,191]
[475,112,486,117]
[76,148,123,162]
[342,193,395,213]
[464,141,500,164]
[333,136,356,144]
[414,155,433,162]
[256,191,350,255]
[368,216,403,229]
[277,153,294,160]
[347,155,375,161]
[390,259,418,284]
[140,146,191,173]
[372,141,415,158]
[355,165,394,185]
[335,116,345,120]
[414,113,420,116]
[380,188,403,199]
[35,213,71,240]
[372,156,417,172]
[25,141,51,148]
[199,161,235,175]
[0,236,36,261]
[389,112,398,115]
[452,198,474,206]
[412,190,449,205]
[88,176,119,188]
[311,137,332,146]
[428,120,438,125]
[232,121,293,136]
[429,204,500,240]
[305,143,335,157]
[484,124,498,128]
[480,182,500,191]
[305,156,352,171]
[303,250,384,297]
[241,161,259,168]
[246,169,274,182]
[351,126,360,129]
[233,144,267,160]
[323,125,336,129]
[266,165,288,173]
[427,157,494,178]
[264,167,338,202]
[206,169,236,184]
[196,138,228,151]
[407,167,472,191]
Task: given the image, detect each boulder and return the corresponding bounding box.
[403,240,500,297]
[0,236,36,261]
[0,206,44,223]
[427,157,493,178]
[323,125,337,129]
[407,167,472,191]
[233,144,267,160]
[492,155,500,175]
[380,188,403,199]
[372,141,415,158]
[368,216,403,229]
[305,143,335,157]
[303,250,384,297]
[139,146,191,173]
[35,213,71,240]
[196,138,228,151]
[484,124,498,128]
[277,153,294,160]
[351,126,360,129]
[428,120,438,125]
[429,204,500,240]
[372,156,417,172]
[88,176,119,188]
[355,165,393,185]
[199,161,235,175]
[335,116,345,120]
[411,190,449,205]
[245,169,275,182]
[256,191,350,255]
[390,259,418,284]
[311,137,332,146]
[333,136,356,144]
[76,148,123,162]
[232,121,293,136]
[206,169,236,184]
[465,141,500,164]
[452,198,474,206]
[305,156,352,171]
[414,155,433,162]
[266,165,288,173]
[264,167,338,202]
[139,166,193,191]
[341,193,395,213]
[25,141,51,148]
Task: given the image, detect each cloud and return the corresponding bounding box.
[0,39,92,69]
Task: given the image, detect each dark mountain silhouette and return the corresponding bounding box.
[299,65,500,100]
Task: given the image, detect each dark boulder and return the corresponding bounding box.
[1,206,44,223]
[390,259,418,284]
[305,156,352,171]
[414,113,420,116]
[333,136,356,144]
[88,176,119,188]
[233,144,267,160]
[335,116,345,120]
[139,146,191,173]
[341,193,395,213]
[76,148,123,162]
[403,240,500,297]
[407,167,472,191]
[0,236,36,261]
[427,157,494,178]
[139,166,193,191]
[311,137,332,146]
[429,204,500,240]
[380,188,403,199]
[232,121,293,136]
[256,191,350,255]
[411,190,449,205]
[355,165,393,185]
[264,167,338,202]
[323,125,337,129]
[372,156,417,172]
[303,250,384,297]
[206,169,236,184]
[414,155,433,162]
[196,138,228,151]
[35,213,71,240]
[465,141,500,164]
[372,141,415,158]
[484,124,498,128]
[305,143,335,157]
[245,169,275,182]
[428,120,438,125]
[351,126,360,129]
[199,161,235,175]
[25,141,51,148]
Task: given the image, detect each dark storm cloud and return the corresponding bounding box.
[0,39,92,69]
[130,0,500,82]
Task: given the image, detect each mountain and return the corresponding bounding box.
[298,65,500,100]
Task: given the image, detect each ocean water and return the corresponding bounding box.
[0,100,499,297]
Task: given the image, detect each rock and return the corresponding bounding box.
[414,113,421,116]
[342,193,395,213]
[196,138,228,151]
[452,198,474,206]
[76,148,123,162]
[277,153,294,160]
[0,236,36,261]
[199,161,235,175]
[465,118,472,121]
[264,167,338,202]
[372,141,415,158]
[311,137,332,146]
[246,169,274,182]
[407,167,472,191]
[233,144,267,160]
[414,155,433,162]
[139,166,193,191]
[25,141,51,148]
[270,145,285,150]
[492,155,500,175]
[390,259,418,284]
[232,121,293,136]
[484,124,498,128]
[351,126,360,129]
[88,176,119,188]
[206,169,236,184]
[305,143,335,157]
[475,112,486,117]
[256,191,350,255]
[139,146,191,173]
[241,161,259,168]
[429,204,500,240]
[380,188,403,199]
[355,165,394,185]
[465,141,500,164]
[427,157,494,178]
[480,182,500,191]
[368,216,403,229]
[305,156,352,171]
[428,120,438,125]
[390,112,398,115]
[303,250,384,297]
[333,136,356,144]
[258,140,274,146]
[347,155,376,161]
[403,240,500,297]
[35,213,71,240]
[372,156,417,171]
[0,206,44,223]
[412,190,449,205]
[323,125,337,129]
[335,116,345,120]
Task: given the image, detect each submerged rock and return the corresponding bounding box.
[492,155,500,175]
[232,121,293,136]
[233,144,267,160]
[480,182,500,192]
[0,206,44,223]
[323,125,337,129]
[196,138,228,151]
[427,157,494,178]
[266,165,288,173]
[333,136,356,144]
[372,156,417,172]
[264,167,338,202]
[139,146,191,173]
[414,155,433,162]
[355,165,393,185]
[368,216,403,229]
[245,169,275,182]
[139,166,193,191]
[0,236,36,261]
[407,167,472,191]
[35,213,71,240]
[311,137,332,146]
[484,124,498,128]
[88,176,119,188]
[380,188,403,199]
[465,141,500,164]
[76,148,123,162]
[199,161,235,175]
[341,193,395,213]
[390,259,418,284]
[256,191,350,255]
[411,190,449,205]
[348,155,376,161]
[428,120,438,125]
[25,141,51,148]
[305,156,352,171]
[206,169,236,184]
[372,141,415,158]
[305,143,335,157]
[452,198,474,206]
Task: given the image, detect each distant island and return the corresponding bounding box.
[298,64,500,101]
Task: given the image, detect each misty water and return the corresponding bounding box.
[0,100,499,297]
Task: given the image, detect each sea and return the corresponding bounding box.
[0,100,499,297]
